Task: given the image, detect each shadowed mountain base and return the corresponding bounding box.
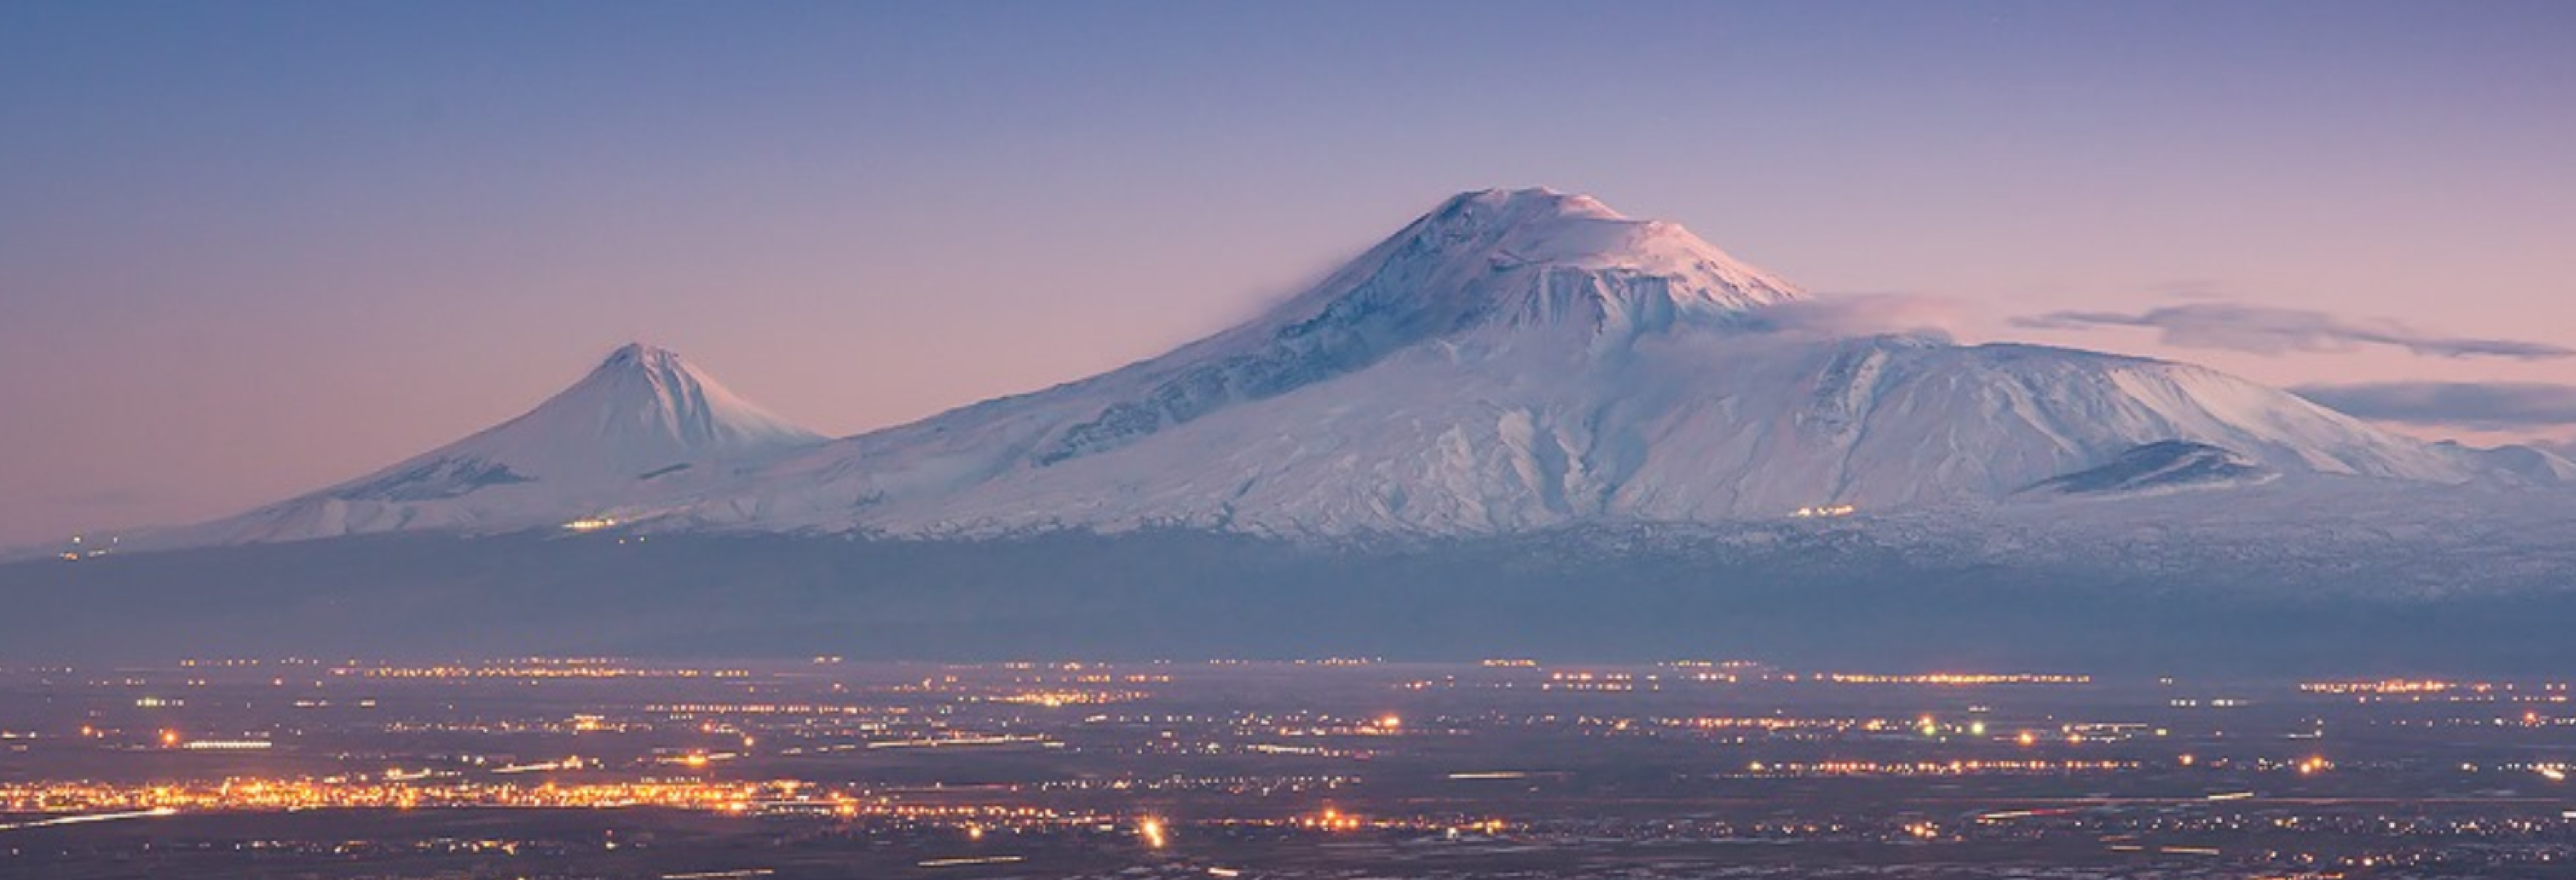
[5,531,2571,674]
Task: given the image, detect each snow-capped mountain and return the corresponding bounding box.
[23,186,2576,669]
[643,188,2477,536]
[136,343,822,546]
[101,188,2559,549]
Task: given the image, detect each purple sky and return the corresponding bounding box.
[5,1,2574,545]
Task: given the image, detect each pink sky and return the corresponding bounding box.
[4,3,2572,545]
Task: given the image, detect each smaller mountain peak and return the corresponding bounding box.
[307,341,822,506]
[599,342,685,372]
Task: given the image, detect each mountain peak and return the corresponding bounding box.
[535,344,824,466]
[118,339,831,547]
[1020,188,1810,465]
[1434,186,1625,221]
[349,342,825,498]
[193,345,825,539]
[600,341,682,370]
[1387,188,1804,309]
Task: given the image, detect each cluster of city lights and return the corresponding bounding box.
[1819,673,2092,685]
[1742,760,2136,776]
[346,665,751,679]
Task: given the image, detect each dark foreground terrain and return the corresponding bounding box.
[3,659,2572,879]
[5,529,2576,671]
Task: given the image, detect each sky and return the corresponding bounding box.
[3,1,2574,544]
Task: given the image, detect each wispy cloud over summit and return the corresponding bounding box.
[1746,293,1970,341]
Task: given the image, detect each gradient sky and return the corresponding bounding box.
[5,1,2575,544]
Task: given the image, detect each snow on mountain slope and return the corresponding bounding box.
[637,188,2475,537]
[139,343,823,546]
[2437,441,2576,486]
[1025,187,1807,466]
[2020,441,2277,497]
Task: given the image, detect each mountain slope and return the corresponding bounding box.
[2021,441,2277,497]
[640,188,2472,537]
[2438,441,2576,486]
[142,343,822,546]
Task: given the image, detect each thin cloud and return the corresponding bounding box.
[2293,382,2576,431]
[2012,302,2574,360]
[1745,292,1970,341]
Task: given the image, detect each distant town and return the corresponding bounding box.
[3,658,2571,878]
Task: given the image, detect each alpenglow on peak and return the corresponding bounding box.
[1407,186,1803,304]
[1004,188,1817,466]
[1224,188,1808,352]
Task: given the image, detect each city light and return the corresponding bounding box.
[6,658,2571,877]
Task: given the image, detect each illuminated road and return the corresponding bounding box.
[0,807,178,832]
